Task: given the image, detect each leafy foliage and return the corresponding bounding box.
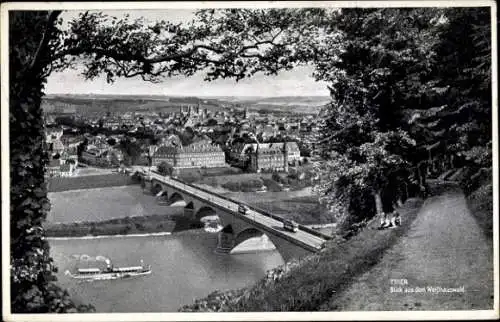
[311,8,492,226]
[431,8,492,168]
[51,9,335,83]
[157,161,173,176]
[118,137,142,165]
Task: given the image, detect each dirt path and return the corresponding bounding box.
[331,189,494,310]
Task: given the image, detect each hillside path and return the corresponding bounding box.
[331,189,494,310]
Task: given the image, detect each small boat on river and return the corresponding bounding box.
[65,259,151,280]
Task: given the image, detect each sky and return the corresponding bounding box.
[46,10,330,97]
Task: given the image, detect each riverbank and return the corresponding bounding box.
[44,214,203,238]
[180,195,424,312]
[45,227,222,240]
[47,173,136,192]
[45,231,172,240]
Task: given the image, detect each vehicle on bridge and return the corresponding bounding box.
[283,219,299,233]
[238,204,249,215]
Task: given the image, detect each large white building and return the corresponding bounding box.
[152,135,227,169]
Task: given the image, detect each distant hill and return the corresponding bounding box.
[200,95,331,114]
[42,94,226,115]
[204,96,330,105]
[42,94,329,115]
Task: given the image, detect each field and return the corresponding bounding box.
[202,95,330,114]
[42,94,225,115]
[195,168,315,193]
[175,167,243,182]
[196,173,273,189]
[253,195,333,225]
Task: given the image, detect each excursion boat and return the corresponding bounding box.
[65,260,151,280]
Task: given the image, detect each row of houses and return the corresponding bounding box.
[44,127,80,177]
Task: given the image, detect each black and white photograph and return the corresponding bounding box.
[1,1,498,320]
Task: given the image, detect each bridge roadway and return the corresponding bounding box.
[132,167,327,252]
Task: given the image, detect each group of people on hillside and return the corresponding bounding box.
[379,210,401,229]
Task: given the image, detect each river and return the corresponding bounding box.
[50,233,283,312]
[47,185,285,312]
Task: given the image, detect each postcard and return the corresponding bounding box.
[1,1,498,321]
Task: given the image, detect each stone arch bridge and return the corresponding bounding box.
[134,168,328,262]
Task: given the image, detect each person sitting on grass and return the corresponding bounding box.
[394,210,401,226]
[379,213,391,229]
[388,210,401,229]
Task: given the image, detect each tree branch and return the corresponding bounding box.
[30,10,62,71]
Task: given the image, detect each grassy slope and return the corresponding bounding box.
[180,198,423,312]
[466,182,493,239]
[325,185,494,311]
[447,167,493,239]
[449,167,493,239]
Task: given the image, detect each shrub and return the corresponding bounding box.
[157,161,173,176]
[222,181,240,191]
[262,178,282,192]
[180,171,203,183]
[206,177,219,187]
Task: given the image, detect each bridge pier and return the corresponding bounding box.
[143,179,152,191]
[216,226,235,253]
[216,232,235,253]
[184,207,195,218]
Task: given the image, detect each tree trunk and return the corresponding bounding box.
[373,189,384,216]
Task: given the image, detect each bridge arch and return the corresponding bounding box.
[157,190,168,201]
[195,206,217,221]
[232,227,272,253]
[169,192,185,205]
